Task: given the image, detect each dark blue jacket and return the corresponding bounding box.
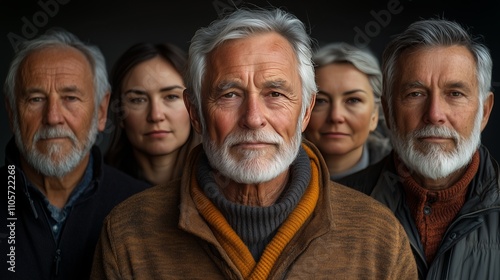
[0,139,149,280]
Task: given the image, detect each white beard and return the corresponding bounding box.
[14,114,98,177]
[389,109,482,180]
[203,125,303,184]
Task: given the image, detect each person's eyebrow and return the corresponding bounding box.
[159,85,185,92]
[317,89,368,96]
[24,85,82,95]
[402,81,471,91]
[213,81,242,94]
[213,79,292,94]
[402,81,426,90]
[446,81,471,91]
[24,87,46,94]
[59,85,83,94]
[123,89,147,95]
[263,79,290,90]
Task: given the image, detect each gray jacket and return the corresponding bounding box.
[338,145,500,280]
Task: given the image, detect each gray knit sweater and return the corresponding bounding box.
[197,148,311,260]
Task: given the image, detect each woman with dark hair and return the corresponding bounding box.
[105,43,200,185]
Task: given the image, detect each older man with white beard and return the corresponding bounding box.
[0,30,148,280]
[91,7,417,280]
[338,19,499,280]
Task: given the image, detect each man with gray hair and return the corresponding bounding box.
[92,7,417,279]
[0,29,148,280]
[339,18,499,279]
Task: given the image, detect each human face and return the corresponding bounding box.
[389,46,492,179]
[11,47,108,177]
[195,32,313,183]
[304,63,378,158]
[121,57,191,157]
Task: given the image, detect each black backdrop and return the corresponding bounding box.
[1,0,499,163]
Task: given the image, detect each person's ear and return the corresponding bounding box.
[183,89,202,134]
[97,92,111,132]
[369,104,379,132]
[300,93,316,132]
[480,91,494,131]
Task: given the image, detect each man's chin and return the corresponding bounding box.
[400,147,470,180]
[413,149,449,160]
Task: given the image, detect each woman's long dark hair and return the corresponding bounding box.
[105,42,199,182]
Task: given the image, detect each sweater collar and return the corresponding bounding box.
[196,147,311,261]
[395,151,480,201]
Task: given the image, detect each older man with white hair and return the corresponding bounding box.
[0,29,148,280]
[339,18,499,279]
[91,7,417,280]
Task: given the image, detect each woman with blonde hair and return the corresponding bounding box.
[304,42,391,180]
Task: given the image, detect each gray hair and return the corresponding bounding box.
[185,7,317,131]
[382,19,493,118]
[3,28,110,113]
[313,42,382,101]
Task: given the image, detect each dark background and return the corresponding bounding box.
[1,0,499,163]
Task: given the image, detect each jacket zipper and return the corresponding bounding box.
[18,166,39,219]
[39,200,63,278]
[53,249,61,277]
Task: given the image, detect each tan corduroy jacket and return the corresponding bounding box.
[91,141,417,279]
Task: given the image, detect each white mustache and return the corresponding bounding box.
[412,125,459,142]
[33,126,78,144]
[224,130,283,146]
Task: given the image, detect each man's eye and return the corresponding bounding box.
[408,91,422,97]
[223,92,236,98]
[28,97,44,103]
[65,96,78,102]
[270,92,282,97]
